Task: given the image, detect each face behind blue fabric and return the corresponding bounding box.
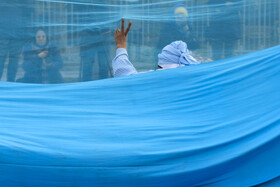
[36,30,47,47]
[174,13,188,26]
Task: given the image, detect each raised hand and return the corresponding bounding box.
[114,18,132,49]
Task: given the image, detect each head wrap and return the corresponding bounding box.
[33,28,49,49]
[172,4,189,21]
[158,41,199,69]
[174,7,188,16]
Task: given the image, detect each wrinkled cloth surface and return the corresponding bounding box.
[0,45,280,186]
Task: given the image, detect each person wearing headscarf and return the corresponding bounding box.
[112,19,199,77]
[155,4,199,60]
[18,29,64,83]
[157,41,199,68]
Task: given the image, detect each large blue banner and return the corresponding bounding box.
[0,45,279,186]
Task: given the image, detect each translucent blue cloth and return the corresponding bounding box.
[1,45,280,186]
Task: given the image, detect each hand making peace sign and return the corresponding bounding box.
[114,18,132,49]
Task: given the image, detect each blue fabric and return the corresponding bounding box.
[0,45,280,186]
[0,0,279,83]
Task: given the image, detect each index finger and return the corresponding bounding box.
[121,18,125,33]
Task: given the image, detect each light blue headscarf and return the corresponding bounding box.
[158,41,199,69]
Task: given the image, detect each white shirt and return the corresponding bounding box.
[112,48,138,77]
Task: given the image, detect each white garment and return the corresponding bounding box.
[112,47,200,77]
[112,48,137,77]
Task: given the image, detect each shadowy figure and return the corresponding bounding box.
[80,27,112,81]
[155,4,199,62]
[18,29,63,84]
[79,4,113,81]
[0,0,32,82]
[206,0,242,60]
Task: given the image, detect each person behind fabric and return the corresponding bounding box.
[0,0,33,82]
[155,4,199,61]
[79,4,113,81]
[206,0,242,60]
[80,27,112,81]
[112,19,200,77]
[18,29,64,84]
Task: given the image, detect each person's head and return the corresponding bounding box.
[158,41,199,69]
[173,4,189,27]
[35,29,47,46]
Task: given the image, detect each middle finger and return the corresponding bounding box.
[121,18,125,33]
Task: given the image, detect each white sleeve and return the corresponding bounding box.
[112,48,138,77]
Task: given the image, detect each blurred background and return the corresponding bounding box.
[0,0,279,83]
